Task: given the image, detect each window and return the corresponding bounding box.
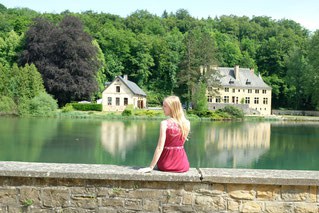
[225,88,229,92]
[254,97,259,104]
[116,97,120,106]
[232,88,235,93]
[232,96,236,103]
[245,97,250,104]
[262,90,267,94]
[248,89,252,93]
[124,98,128,105]
[255,89,259,94]
[116,86,120,93]
[207,96,212,102]
[216,96,221,103]
[223,96,229,103]
[263,98,268,104]
[238,89,241,92]
[107,97,112,105]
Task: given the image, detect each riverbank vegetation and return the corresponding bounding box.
[0,4,319,117]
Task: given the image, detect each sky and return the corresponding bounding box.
[1,0,318,32]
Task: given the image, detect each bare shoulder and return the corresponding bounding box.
[160,120,168,127]
[184,119,190,127]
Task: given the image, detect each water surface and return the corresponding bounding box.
[1,117,319,170]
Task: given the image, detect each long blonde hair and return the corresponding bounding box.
[164,96,190,140]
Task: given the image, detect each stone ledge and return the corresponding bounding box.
[1,161,319,186]
[199,168,319,186]
[0,161,200,182]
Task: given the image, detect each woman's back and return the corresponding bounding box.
[157,119,189,172]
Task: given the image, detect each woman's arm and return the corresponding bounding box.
[149,120,167,169]
[138,120,167,173]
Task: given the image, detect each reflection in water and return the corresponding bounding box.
[204,122,270,168]
[2,117,319,170]
[101,121,146,160]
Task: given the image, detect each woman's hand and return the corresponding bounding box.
[137,167,153,173]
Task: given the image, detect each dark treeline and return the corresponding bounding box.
[1,4,319,112]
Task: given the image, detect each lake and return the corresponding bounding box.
[1,117,319,170]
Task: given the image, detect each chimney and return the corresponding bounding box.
[234,65,239,79]
[123,75,128,80]
[200,65,204,75]
[210,65,218,71]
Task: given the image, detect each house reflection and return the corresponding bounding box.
[101,121,146,159]
[205,122,271,168]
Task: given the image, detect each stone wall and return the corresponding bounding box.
[0,162,319,212]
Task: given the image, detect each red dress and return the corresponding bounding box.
[157,119,190,172]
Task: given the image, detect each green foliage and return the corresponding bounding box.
[20,16,100,106]
[192,82,208,111]
[305,30,319,109]
[133,109,163,117]
[22,198,33,207]
[28,92,58,116]
[61,103,74,112]
[217,106,244,119]
[0,7,316,111]
[0,95,17,114]
[122,109,132,116]
[71,103,102,111]
[187,109,213,118]
[0,30,23,67]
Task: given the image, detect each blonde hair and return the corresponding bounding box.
[164,96,190,140]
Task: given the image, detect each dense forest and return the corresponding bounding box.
[0,3,319,115]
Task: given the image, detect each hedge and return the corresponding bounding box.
[71,103,102,111]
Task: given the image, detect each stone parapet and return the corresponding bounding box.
[0,161,319,212]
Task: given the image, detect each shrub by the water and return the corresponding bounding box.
[0,96,17,115]
[122,109,132,116]
[61,103,74,112]
[28,92,58,116]
[71,103,102,111]
[217,106,244,118]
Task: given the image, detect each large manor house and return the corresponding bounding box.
[204,65,272,116]
[102,65,272,115]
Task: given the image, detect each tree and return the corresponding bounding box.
[177,27,218,108]
[285,47,310,109]
[0,30,23,68]
[192,82,208,111]
[19,16,100,106]
[305,30,319,109]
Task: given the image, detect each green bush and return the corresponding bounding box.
[71,103,102,111]
[17,97,31,116]
[134,109,163,117]
[122,109,132,116]
[0,96,17,114]
[187,109,213,117]
[28,92,58,116]
[61,103,74,112]
[217,106,244,118]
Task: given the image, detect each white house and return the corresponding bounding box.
[204,65,272,115]
[101,75,147,112]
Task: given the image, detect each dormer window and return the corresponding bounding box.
[246,79,251,85]
[229,79,234,84]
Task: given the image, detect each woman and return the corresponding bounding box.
[138,95,190,173]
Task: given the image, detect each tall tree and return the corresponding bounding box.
[177,27,218,107]
[19,16,100,106]
[305,30,319,109]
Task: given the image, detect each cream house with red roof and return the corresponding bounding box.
[102,75,147,112]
